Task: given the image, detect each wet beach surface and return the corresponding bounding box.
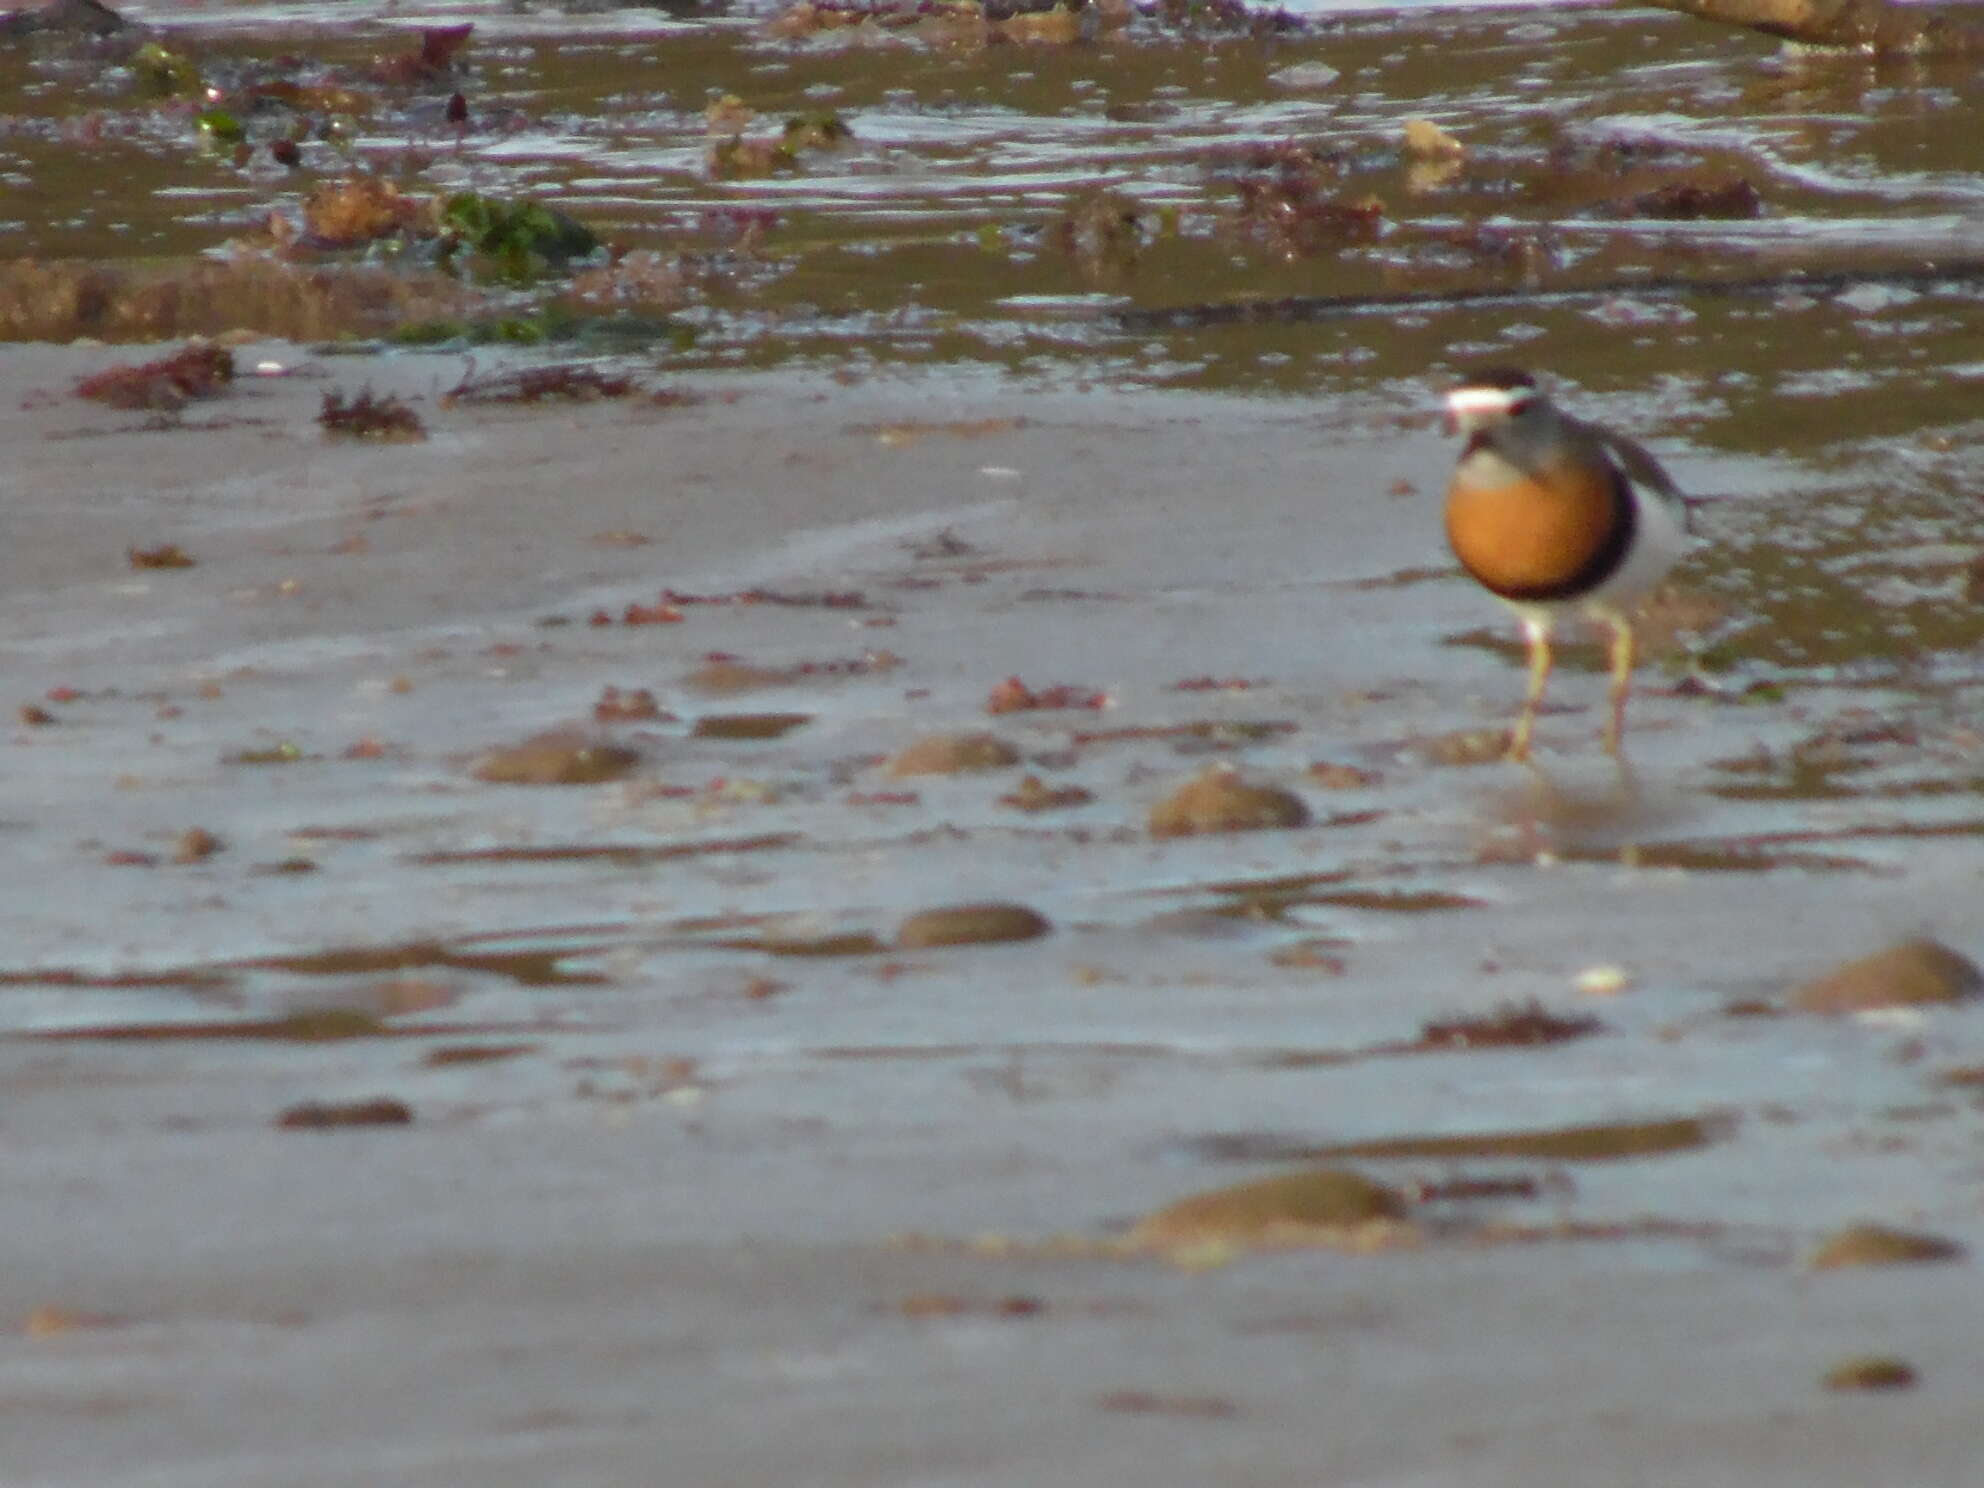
[4,0,1984,1482]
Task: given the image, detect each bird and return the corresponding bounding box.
[1442,368,1689,762]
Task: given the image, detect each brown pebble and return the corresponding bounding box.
[471,730,642,785]
[1808,1223,1965,1270]
[692,712,812,740]
[128,542,196,569]
[422,1044,535,1067]
[1790,938,1982,1014]
[1131,1168,1406,1246]
[886,731,1020,777]
[1823,1356,1918,1392]
[897,902,1051,949]
[758,929,887,957]
[684,660,789,694]
[172,827,223,864]
[1148,764,1309,837]
[276,1097,414,1129]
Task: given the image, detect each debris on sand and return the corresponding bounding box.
[319,388,426,441]
[75,343,233,411]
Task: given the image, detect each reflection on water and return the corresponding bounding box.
[7,1,1982,407]
[1479,757,1684,860]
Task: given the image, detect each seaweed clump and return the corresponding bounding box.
[74,342,233,410]
[319,389,426,441]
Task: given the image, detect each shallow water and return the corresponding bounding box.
[9,0,1984,393]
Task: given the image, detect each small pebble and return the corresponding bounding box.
[1131,1168,1406,1247]
[897,902,1050,949]
[1149,765,1309,837]
[471,730,642,785]
[276,1097,414,1129]
[1574,963,1631,996]
[1823,1356,1917,1392]
[886,731,1019,778]
[1808,1223,1964,1270]
[172,827,223,864]
[1790,938,1981,1014]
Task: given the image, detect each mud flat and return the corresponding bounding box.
[1,342,1980,1486]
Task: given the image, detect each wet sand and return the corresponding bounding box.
[2,342,1980,1486]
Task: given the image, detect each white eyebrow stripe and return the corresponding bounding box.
[1445,387,1524,417]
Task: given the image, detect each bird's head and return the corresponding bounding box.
[1445,367,1539,437]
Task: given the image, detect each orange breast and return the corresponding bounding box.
[1445,463,1626,602]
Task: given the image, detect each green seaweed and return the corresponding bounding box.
[440,192,601,281]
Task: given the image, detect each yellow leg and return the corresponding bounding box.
[1509,617,1553,763]
[1604,619,1636,757]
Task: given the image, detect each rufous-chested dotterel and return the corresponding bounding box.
[1443,368,1689,761]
